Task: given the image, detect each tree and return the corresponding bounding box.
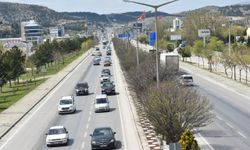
[179,45,192,61]
[192,40,204,67]
[179,129,199,150]
[144,82,213,144]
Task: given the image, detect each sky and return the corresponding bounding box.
[1,0,248,14]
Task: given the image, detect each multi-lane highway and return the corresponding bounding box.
[182,65,250,150]
[0,42,138,150]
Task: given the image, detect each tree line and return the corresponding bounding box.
[113,38,213,148]
[0,36,94,91]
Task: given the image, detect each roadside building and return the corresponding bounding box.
[49,25,65,41]
[21,20,43,45]
[172,18,182,31]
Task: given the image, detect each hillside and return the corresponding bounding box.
[179,4,250,16]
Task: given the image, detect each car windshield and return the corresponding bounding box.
[76,83,88,88]
[103,82,113,87]
[101,74,109,77]
[60,99,72,105]
[48,128,66,135]
[93,128,112,136]
[96,98,107,104]
[183,76,193,80]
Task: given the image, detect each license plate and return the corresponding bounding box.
[100,144,107,147]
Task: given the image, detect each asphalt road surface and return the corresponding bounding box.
[183,67,250,150]
[0,45,126,150]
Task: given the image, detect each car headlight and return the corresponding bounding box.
[92,141,96,144]
[110,139,114,143]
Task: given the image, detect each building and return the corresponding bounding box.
[49,25,65,41]
[0,38,33,56]
[172,18,183,31]
[21,20,43,45]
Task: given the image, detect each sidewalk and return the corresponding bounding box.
[0,48,93,139]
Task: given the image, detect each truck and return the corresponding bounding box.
[160,52,179,71]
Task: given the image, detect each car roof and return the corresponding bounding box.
[61,96,73,100]
[49,126,65,130]
[181,74,192,77]
[95,94,107,99]
[94,127,112,131]
[77,81,88,85]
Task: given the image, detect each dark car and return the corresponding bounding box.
[106,50,111,55]
[90,127,116,150]
[101,81,115,95]
[101,69,111,76]
[75,82,89,96]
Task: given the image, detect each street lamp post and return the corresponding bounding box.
[123,0,179,87]
[229,20,232,56]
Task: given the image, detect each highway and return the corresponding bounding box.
[131,39,250,149]
[182,66,250,150]
[0,44,130,150]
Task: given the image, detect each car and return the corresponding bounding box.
[106,50,111,55]
[100,74,111,84]
[101,68,111,76]
[93,57,101,65]
[101,81,115,95]
[46,126,69,147]
[90,127,116,149]
[104,59,112,67]
[95,47,100,51]
[75,82,89,96]
[94,94,110,112]
[58,96,76,114]
[177,74,193,86]
[105,56,112,63]
[97,51,102,56]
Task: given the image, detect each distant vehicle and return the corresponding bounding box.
[94,94,110,112]
[100,74,111,84]
[75,82,89,96]
[101,81,115,95]
[101,68,111,76]
[160,52,179,71]
[93,57,101,65]
[104,59,112,66]
[178,74,193,86]
[90,127,116,149]
[46,126,69,147]
[96,51,102,56]
[58,96,76,114]
[106,50,111,55]
[95,47,100,51]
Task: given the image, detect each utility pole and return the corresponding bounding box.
[123,0,179,87]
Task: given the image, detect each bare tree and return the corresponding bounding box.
[143,82,214,144]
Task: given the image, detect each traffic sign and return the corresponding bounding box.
[198,29,210,37]
[170,35,182,40]
[149,32,156,46]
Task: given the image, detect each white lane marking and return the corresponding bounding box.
[88,116,91,122]
[216,115,223,121]
[89,111,92,116]
[238,131,247,139]
[225,122,234,129]
[112,44,127,150]
[84,132,87,138]
[0,53,92,150]
[81,142,85,149]
[195,131,215,150]
[86,124,89,130]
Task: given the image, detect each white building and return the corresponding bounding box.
[49,25,65,41]
[21,20,43,45]
[172,18,182,31]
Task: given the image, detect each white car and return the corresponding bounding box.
[46,126,69,147]
[94,94,110,112]
[178,74,193,86]
[58,96,76,114]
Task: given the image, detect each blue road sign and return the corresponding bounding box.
[117,33,130,39]
[149,32,156,46]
